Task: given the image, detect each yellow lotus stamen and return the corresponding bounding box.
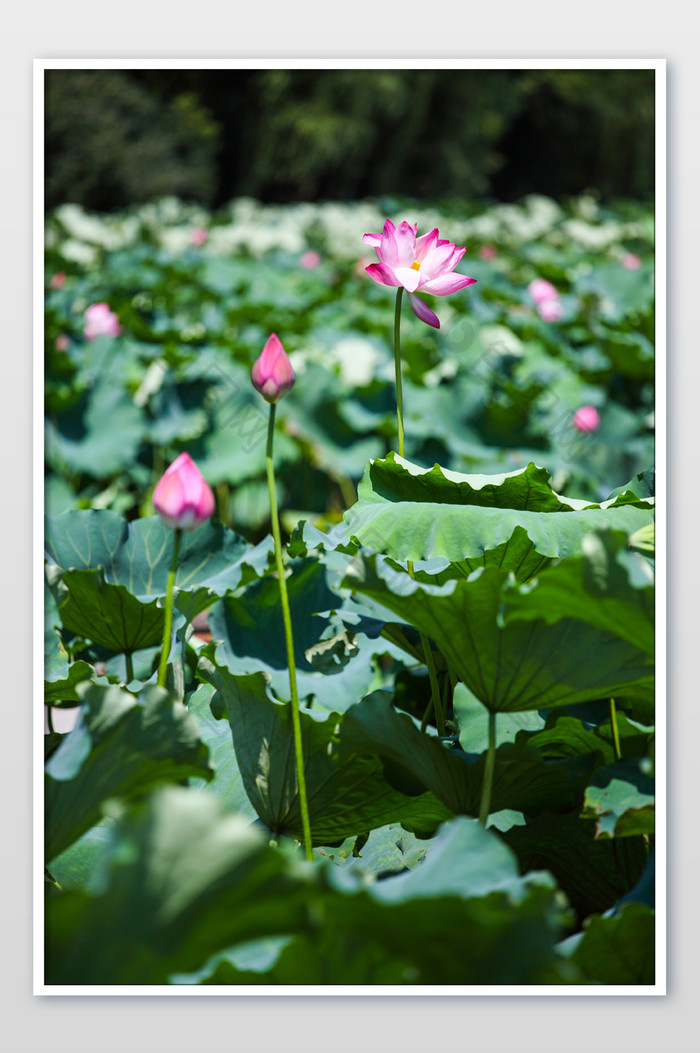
[411,259,421,270]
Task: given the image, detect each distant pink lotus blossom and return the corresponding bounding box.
[83,302,121,340]
[54,334,70,352]
[537,298,564,322]
[153,452,215,531]
[479,244,497,261]
[622,253,641,270]
[529,278,563,322]
[573,405,601,433]
[190,227,208,247]
[363,219,476,329]
[50,272,66,290]
[529,278,559,304]
[251,333,295,403]
[300,250,321,270]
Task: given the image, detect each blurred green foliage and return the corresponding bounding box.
[44,68,655,211]
[45,70,221,210]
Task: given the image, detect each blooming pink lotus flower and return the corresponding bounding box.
[300,250,321,270]
[622,253,641,270]
[190,227,208,247]
[573,405,601,433]
[363,219,476,329]
[251,333,295,403]
[83,302,121,340]
[153,452,215,530]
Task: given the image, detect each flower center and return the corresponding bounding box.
[411,260,421,271]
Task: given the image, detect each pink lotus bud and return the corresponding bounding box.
[152,452,215,530]
[479,244,497,261]
[251,333,295,403]
[573,405,600,433]
[537,297,563,322]
[529,278,559,304]
[300,250,321,270]
[84,302,121,340]
[55,334,70,352]
[622,253,641,270]
[51,272,66,290]
[190,227,208,247]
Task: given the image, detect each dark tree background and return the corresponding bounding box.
[44,68,655,212]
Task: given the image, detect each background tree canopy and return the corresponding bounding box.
[45,68,655,211]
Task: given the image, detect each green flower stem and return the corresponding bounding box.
[395,288,444,735]
[478,710,497,826]
[266,402,313,862]
[47,705,55,735]
[393,287,406,458]
[157,528,182,689]
[124,651,134,684]
[610,698,622,761]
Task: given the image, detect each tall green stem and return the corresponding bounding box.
[394,288,444,734]
[157,528,182,689]
[479,711,497,826]
[609,698,622,761]
[266,403,313,862]
[393,287,405,457]
[124,651,134,685]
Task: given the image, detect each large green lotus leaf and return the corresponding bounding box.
[207,557,382,709]
[45,653,96,705]
[45,509,272,600]
[566,903,655,985]
[344,454,654,566]
[523,710,653,765]
[502,531,654,658]
[45,375,147,478]
[198,819,571,986]
[339,695,597,819]
[343,556,653,713]
[185,683,255,820]
[45,787,320,985]
[581,759,655,839]
[197,657,452,844]
[46,793,570,986]
[502,812,648,922]
[45,682,213,862]
[55,569,166,653]
[49,821,116,893]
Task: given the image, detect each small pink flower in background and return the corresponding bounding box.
[84,302,121,340]
[363,219,476,329]
[190,227,208,247]
[573,405,601,433]
[300,250,321,270]
[622,253,641,270]
[54,334,70,352]
[50,272,66,290]
[479,244,497,261]
[529,278,563,322]
[153,452,215,530]
[528,278,559,304]
[251,333,296,403]
[537,298,564,322]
